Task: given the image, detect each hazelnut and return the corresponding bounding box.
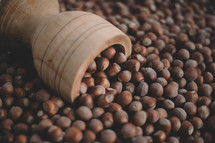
[121,123,137,139]
[76,106,92,121]
[43,100,59,115]
[64,127,83,143]
[48,125,63,142]
[117,91,132,106]
[100,129,117,143]
[88,119,103,133]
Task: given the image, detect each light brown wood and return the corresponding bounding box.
[0,0,132,102]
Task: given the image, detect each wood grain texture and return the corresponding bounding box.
[0,0,132,102]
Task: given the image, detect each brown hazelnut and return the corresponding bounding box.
[96,57,110,71]
[83,77,95,88]
[156,77,167,87]
[184,102,197,116]
[185,67,198,81]
[88,119,103,133]
[79,94,94,109]
[184,91,199,104]
[9,106,23,121]
[110,82,123,93]
[161,59,170,69]
[118,70,132,83]
[144,123,154,135]
[180,121,194,136]
[92,107,105,118]
[82,130,96,143]
[159,68,171,80]
[95,77,110,88]
[190,117,203,130]
[72,120,86,131]
[131,54,147,66]
[62,107,75,121]
[64,127,83,143]
[198,96,211,106]
[106,63,121,77]
[100,111,113,128]
[43,100,59,116]
[136,126,143,136]
[150,82,163,97]
[14,88,25,98]
[1,82,14,96]
[146,109,159,123]
[156,108,168,119]
[186,81,198,91]
[0,119,14,131]
[172,108,187,121]
[174,94,186,106]
[15,134,28,143]
[171,66,184,78]
[157,118,171,134]
[136,81,149,96]
[79,82,88,94]
[0,74,12,84]
[125,59,140,72]
[142,67,157,81]
[153,130,167,143]
[29,134,42,143]
[35,89,51,102]
[39,119,53,131]
[0,109,7,120]
[117,91,132,106]
[91,85,105,97]
[87,60,97,73]
[128,101,142,112]
[14,123,29,134]
[100,129,117,143]
[51,96,64,108]
[51,114,61,124]
[161,99,175,110]
[133,111,147,126]
[141,96,156,109]
[102,47,116,59]
[115,110,128,125]
[142,37,152,46]
[132,72,144,83]
[48,125,63,142]
[124,82,135,94]
[97,93,114,108]
[114,52,127,64]
[199,84,212,97]
[198,105,210,120]
[121,123,137,139]
[173,60,184,68]
[167,136,179,143]
[177,49,190,61]
[164,82,178,98]
[23,81,34,93]
[76,106,92,121]
[108,103,122,113]
[56,116,71,129]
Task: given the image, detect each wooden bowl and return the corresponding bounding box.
[0,0,132,102]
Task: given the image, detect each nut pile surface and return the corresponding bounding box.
[1,0,215,142]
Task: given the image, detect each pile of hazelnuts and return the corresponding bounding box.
[77,42,215,143]
[0,0,215,143]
